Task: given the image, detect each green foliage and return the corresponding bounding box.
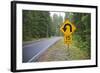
[51,14,63,36]
[23,10,64,41]
[65,12,91,57]
[23,10,52,41]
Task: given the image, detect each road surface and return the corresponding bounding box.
[23,37,61,63]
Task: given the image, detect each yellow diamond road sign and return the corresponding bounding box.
[60,19,76,36]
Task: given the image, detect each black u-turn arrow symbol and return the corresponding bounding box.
[63,23,72,32]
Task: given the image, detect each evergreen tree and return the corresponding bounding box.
[23,10,52,41]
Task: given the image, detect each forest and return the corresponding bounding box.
[23,10,91,60]
[23,10,64,41]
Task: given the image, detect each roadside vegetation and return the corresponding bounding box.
[37,37,90,62]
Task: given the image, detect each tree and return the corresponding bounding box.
[58,14,63,36]
[51,13,63,36]
[23,10,52,41]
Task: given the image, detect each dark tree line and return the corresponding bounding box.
[23,10,52,41]
[23,10,63,41]
[51,14,63,36]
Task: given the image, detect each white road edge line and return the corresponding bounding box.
[27,37,61,62]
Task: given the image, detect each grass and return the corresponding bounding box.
[37,38,68,61]
[37,37,91,62]
[69,40,90,60]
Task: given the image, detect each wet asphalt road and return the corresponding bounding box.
[23,37,61,63]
